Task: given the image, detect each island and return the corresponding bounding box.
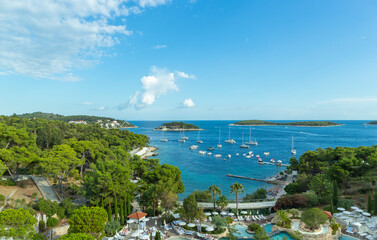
[154,121,203,131]
[366,121,377,125]
[231,120,341,127]
[15,112,136,129]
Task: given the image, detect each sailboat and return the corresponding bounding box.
[291,136,296,155]
[217,128,222,148]
[245,126,258,145]
[239,132,249,148]
[160,131,168,142]
[225,127,236,144]
[178,130,185,142]
[196,131,203,144]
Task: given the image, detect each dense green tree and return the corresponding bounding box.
[374,192,377,215]
[309,174,332,203]
[254,228,269,240]
[230,182,244,215]
[368,192,372,213]
[104,220,120,236]
[208,185,221,209]
[107,203,112,222]
[161,191,178,212]
[243,188,267,201]
[120,198,124,225]
[33,233,48,240]
[332,181,338,207]
[114,196,118,222]
[0,208,37,238]
[144,164,185,194]
[216,195,229,210]
[68,207,107,238]
[212,215,227,229]
[58,233,95,240]
[155,231,161,240]
[276,210,291,228]
[301,208,328,230]
[181,193,202,223]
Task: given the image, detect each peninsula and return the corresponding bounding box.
[16,112,136,129]
[154,121,202,131]
[366,121,377,125]
[231,120,341,127]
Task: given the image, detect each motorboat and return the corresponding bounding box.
[214,154,222,158]
[263,152,270,156]
[207,152,212,155]
[227,154,231,158]
[189,145,198,150]
[160,138,168,142]
[270,158,275,163]
[199,150,206,155]
[207,147,215,151]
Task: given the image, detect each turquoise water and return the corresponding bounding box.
[129,120,377,199]
[340,235,360,240]
[264,223,274,233]
[229,224,275,238]
[270,232,295,240]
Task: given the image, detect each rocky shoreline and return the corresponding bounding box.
[153,128,204,131]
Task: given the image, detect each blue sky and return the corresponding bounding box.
[1,0,377,120]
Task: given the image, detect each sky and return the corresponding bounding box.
[1,0,377,120]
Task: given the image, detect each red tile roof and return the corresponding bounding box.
[127,211,147,220]
[323,211,332,218]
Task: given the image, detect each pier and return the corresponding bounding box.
[226,174,283,185]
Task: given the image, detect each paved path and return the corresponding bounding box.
[178,200,276,210]
[31,176,61,203]
[0,189,18,212]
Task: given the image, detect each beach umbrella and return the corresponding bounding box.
[188,223,195,227]
[362,212,371,217]
[173,213,180,219]
[141,218,150,222]
[179,221,187,226]
[205,212,212,216]
[356,209,364,213]
[155,220,157,225]
[127,219,135,224]
[206,227,214,232]
[139,235,149,240]
[337,208,345,211]
[228,213,234,216]
[351,206,359,210]
[220,212,227,216]
[209,217,212,222]
[131,232,140,237]
[241,211,248,214]
[343,211,352,215]
[352,222,362,227]
[212,212,219,215]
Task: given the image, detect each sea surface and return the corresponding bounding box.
[128,120,377,200]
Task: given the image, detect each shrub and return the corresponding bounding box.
[58,233,95,240]
[288,230,303,240]
[32,233,47,240]
[60,198,77,217]
[35,199,64,218]
[226,216,234,224]
[0,179,16,186]
[105,220,121,236]
[302,191,319,207]
[32,192,38,198]
[275,194,309,209]
[39,220,46,232]
[337,199,353,210]
[212,215,227,229]
[287,209,300,218]
[47,217,59,228]
[301,208,328,230]
[247,223,261,232]
[330,219,341,235]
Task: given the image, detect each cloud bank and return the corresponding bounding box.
[119,66,195,110]
[0,0,169,81]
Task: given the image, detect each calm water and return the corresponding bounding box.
[128,120,377,199]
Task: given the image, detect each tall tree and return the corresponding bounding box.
[374,192,377,215]
[332,181,338,207]
[368,192,372,213]
[208,185,221,209]
[216,195,229,210]
[107,204,112,222]
[0,209,37,238]
[230,182,244,215]
[114,195,118,223]
[68,206,107,239]
[120,198,124,225]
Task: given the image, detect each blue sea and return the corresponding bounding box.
[128,120,377,199]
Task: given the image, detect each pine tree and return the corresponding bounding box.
[124,196,128,218]
[107,203,112,222]
[128,195,132,215]
[150,232,153,240]
[330,200,334,214]
[120,198,124,225]
[374,192,377,215]
[155,231,161,240]
[114,195,119,223]
[101,197,104,209]
[368,191,372,213]
[332,181,338,207]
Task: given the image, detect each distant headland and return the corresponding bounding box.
[366,121,377,125]
[15,112,136,129]
[230,120,341,127]
[154,121,203,131]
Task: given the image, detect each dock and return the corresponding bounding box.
[226,174,283,185]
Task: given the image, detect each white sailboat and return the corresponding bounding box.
[217,128,222,148]
[160,131,168,142]
[225,127,236,144]
[245,126,258,145]
[178,130,185,142]
[239,132,249,148]
[196,131,203,144]
[291,136,296,155]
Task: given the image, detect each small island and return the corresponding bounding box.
[154,121,203,131]
[231,120,341,127]
[366,121,377,125]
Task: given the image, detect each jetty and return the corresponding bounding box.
[226,174,283,185]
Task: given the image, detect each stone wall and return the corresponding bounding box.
[50,224,69,239]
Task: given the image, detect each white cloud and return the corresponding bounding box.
[0,0,169,81]
[119,66,195,110]
[153,44,168,49]
[137,0,170,8]
[79,101,94,105]
[182,98,195,108]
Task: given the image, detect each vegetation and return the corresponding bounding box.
[180,193,204,223]
[367,121,377,125]
[230,182,244,214]
[0,208,37,238]
[155,121,200,130]
[247,223,261,232]
[276,210,291,228]
[47,217,59,228]
[233,120,340,127]
[301,208,328,230]
[16,112,134,128]
[68,207,108,238]
[243,188,267,201]
[208,184,221,209]
[59,233,96,240]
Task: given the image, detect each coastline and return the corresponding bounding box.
[131,146,158,159]
[154,128,204,131]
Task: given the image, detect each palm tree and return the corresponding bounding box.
[276,210,291,228]
[230,182,244,215]
[216,195,229,210]
[209,184,222,209]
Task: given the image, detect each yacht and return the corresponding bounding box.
[196,131,203,144]
[291,136,296,155]
[270,158,275,163]
[217,128,222,148]
[245,126,258,145]
[263,152,270,156]
[256,155,260,158]
[160,138,168,142]
[236,153,239,156]
[189,145,198,150]
[227,154,231,158]
[276,160,282,166]
[245,155,251,159]
[178,139,185,143]
[207,147,215,151]
[207,152,212,155]
[257,158,264,165]
[225,127,236,144]
[239,132,250,148]
[214,154,222,158]
[199,150,206,155]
